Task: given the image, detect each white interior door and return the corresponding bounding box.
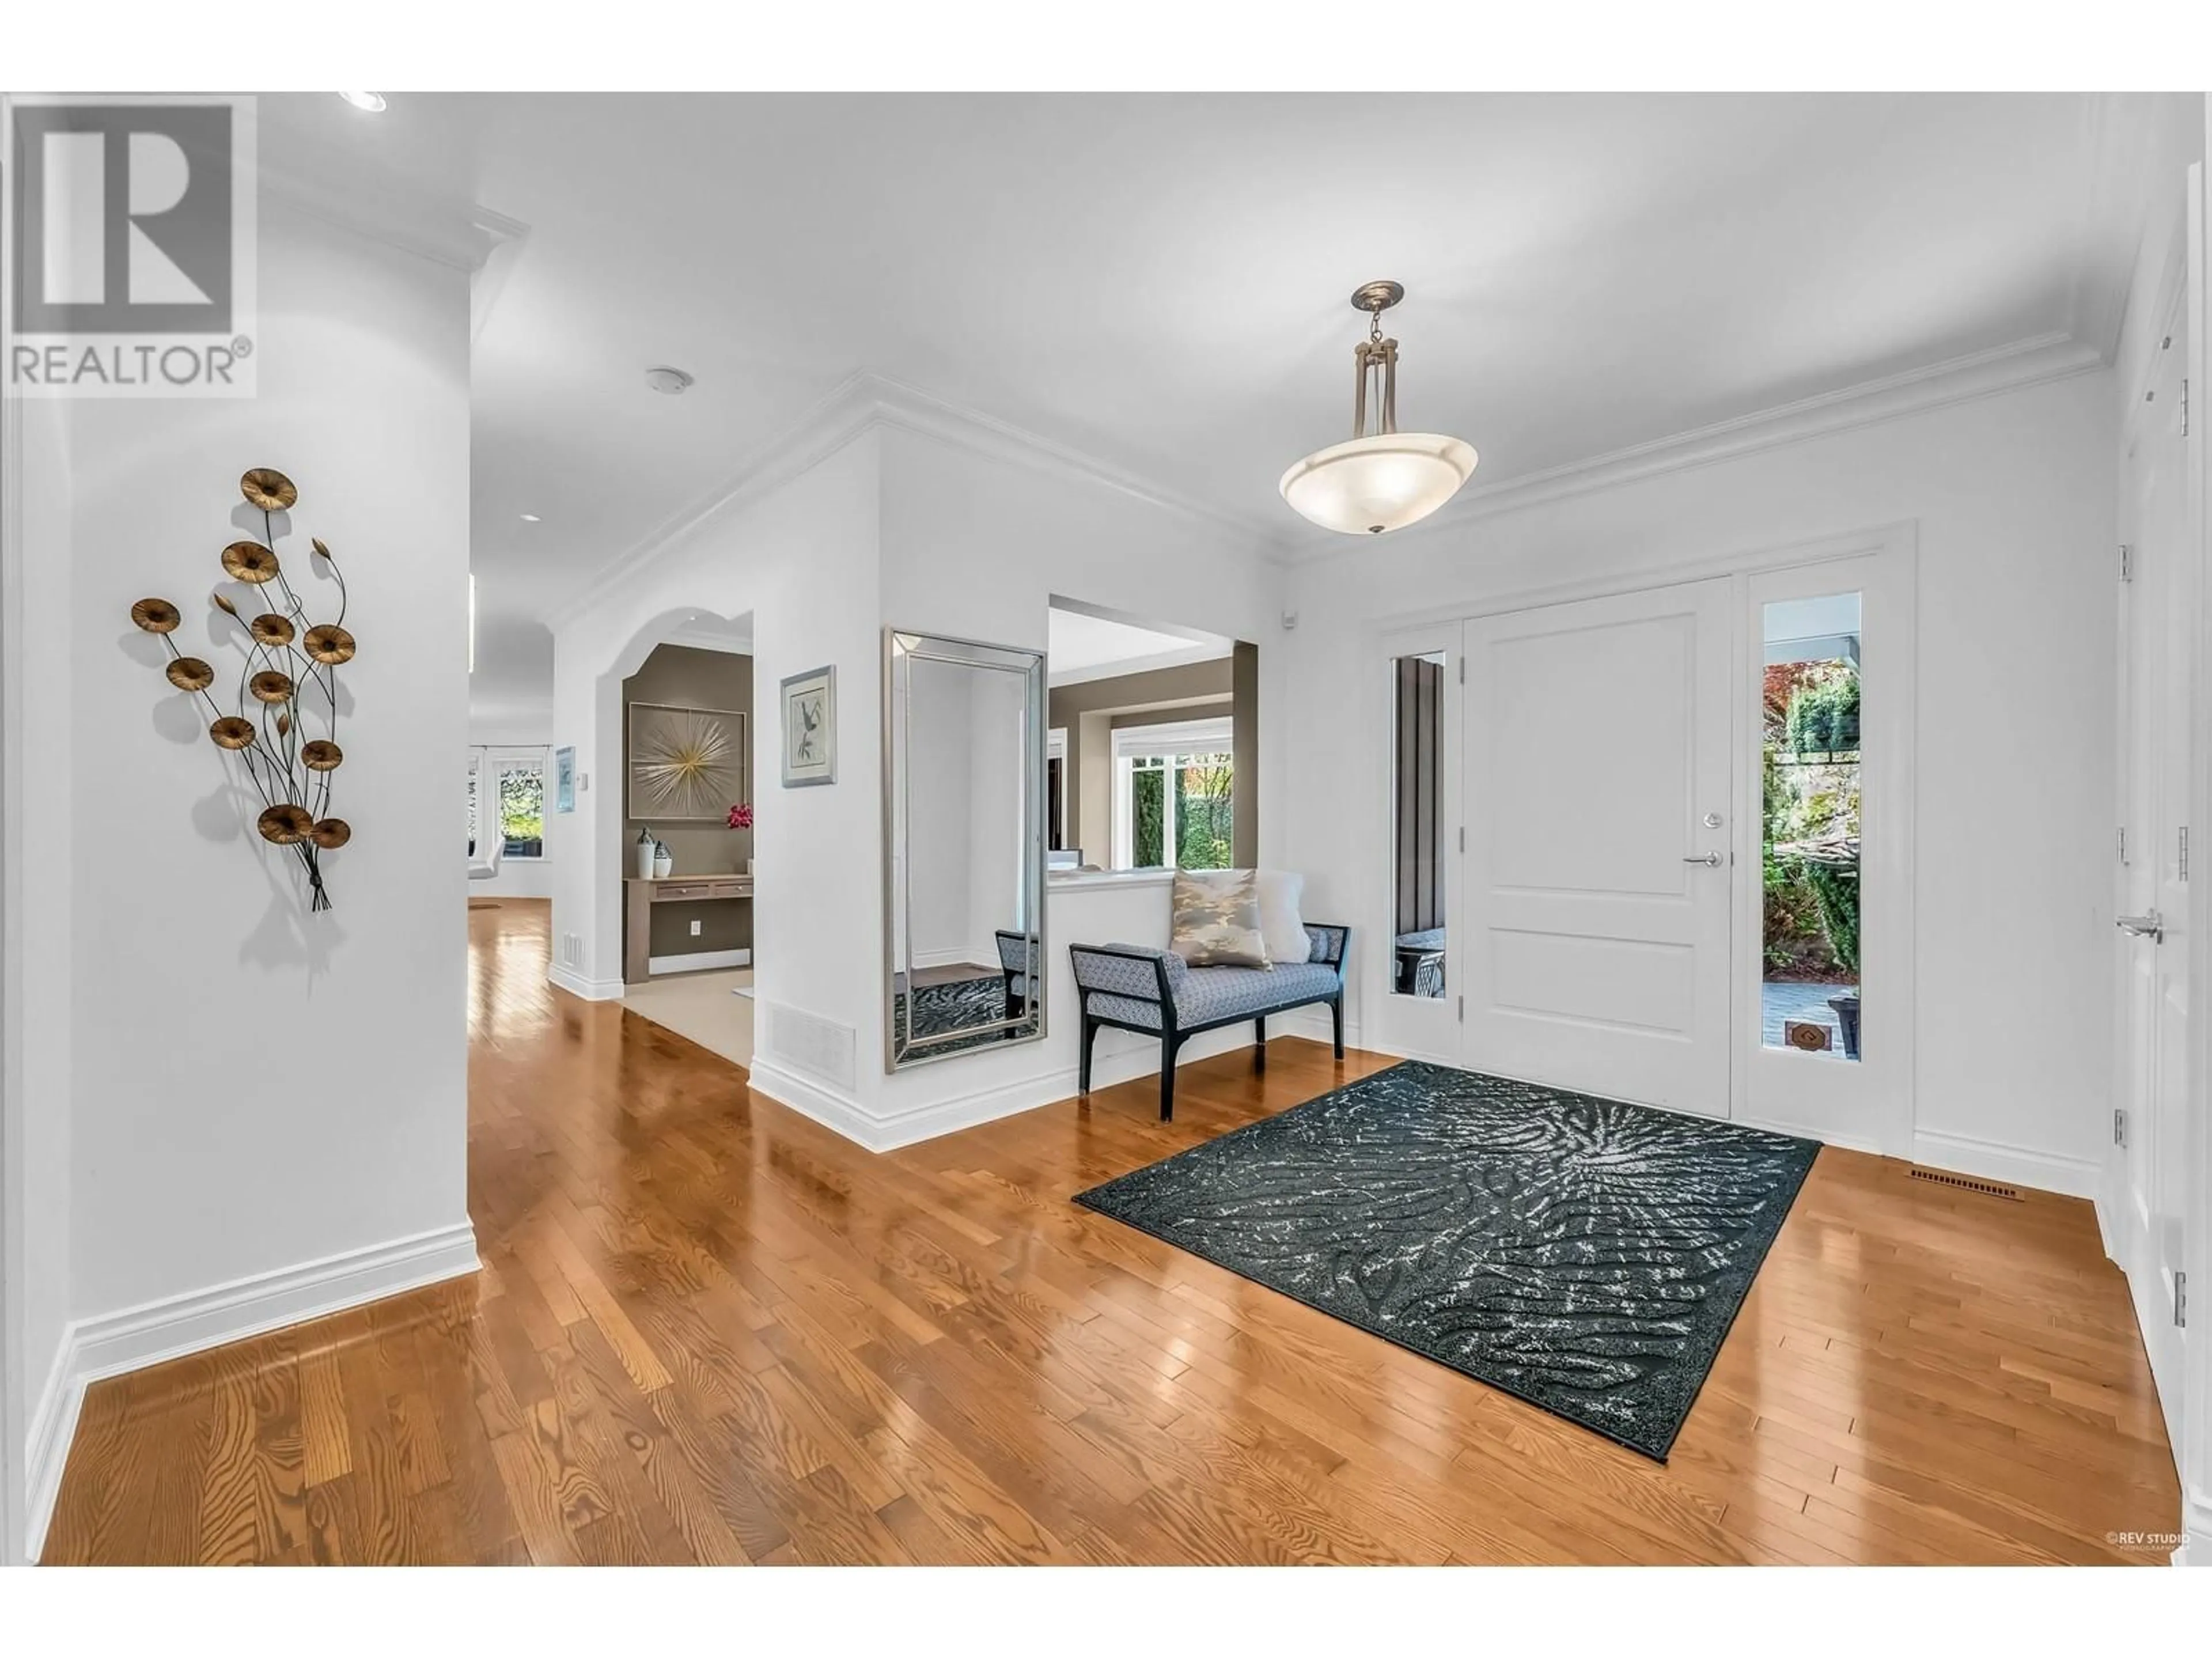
[1461,579,1734,1112]
[2116,314,2191,1447]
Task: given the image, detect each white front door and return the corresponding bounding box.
[1461,579,1734,1113]
[2116,313,2192,1448]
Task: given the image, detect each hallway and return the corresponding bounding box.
[38,902,2181,1564]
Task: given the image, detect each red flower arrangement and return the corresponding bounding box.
[728,802,753,831]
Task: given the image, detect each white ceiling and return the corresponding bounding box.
[1047,607,1233,686]
[257,92,2154,723]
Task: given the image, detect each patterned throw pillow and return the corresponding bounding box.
[1170,869,1272,968]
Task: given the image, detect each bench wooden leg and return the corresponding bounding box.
[1331,995,1345,1059]
[1253,1015,1266,1070]
[1079,1016,1099,1094]
[1160,1034,1180,1122]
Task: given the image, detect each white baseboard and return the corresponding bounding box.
[747,1024,1270,1154]
[1911,1127,2100,1199]
[22,1336,79,1567]
[547,963,623,1001]
[1275,1008,1361,1052]
[646,948,751,976]
[2176,1488,2212,1566]
[744,1058,882,1147]
[24,1219,479,1562]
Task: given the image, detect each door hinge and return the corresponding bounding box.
[2119,543,2135,581]
[1458,656,1466,684]
[2182,826,2191,881]
[2177,1270,2188,1330]
[2183,377,2190,438]
[1456,995,1464,1023]
[1458,825,1465,854]
[2115,1107,2128,1147]
[2119,826,2130,865]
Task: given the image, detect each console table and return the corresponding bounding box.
[623,873,754,985]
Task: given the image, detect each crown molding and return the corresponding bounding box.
[543,372,1295,633]
[540,323,2111,613]
[1285,329,2106,562]
[856,372,1292,563]
[256,124,527,275]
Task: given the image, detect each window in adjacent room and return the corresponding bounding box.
[467,745,549,859]
[1111,717,1234,871]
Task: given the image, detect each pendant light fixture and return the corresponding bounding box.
[1279,281,1476,536]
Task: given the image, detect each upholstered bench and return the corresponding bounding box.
[1069,923,1350,1121]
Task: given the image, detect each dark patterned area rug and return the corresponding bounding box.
[1074,1060,1819,1460]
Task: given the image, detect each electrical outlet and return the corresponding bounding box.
[690,918,702,937]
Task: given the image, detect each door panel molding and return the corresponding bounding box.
[1462,578,1734,1114]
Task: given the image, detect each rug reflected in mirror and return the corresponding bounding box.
[1074,1061,1819,1460]
[891,970,1035,1059]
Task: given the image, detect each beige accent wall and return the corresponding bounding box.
[1047,654,1256,866]
[623,643,755,955]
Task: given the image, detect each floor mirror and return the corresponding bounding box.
[882,628,1047,1069]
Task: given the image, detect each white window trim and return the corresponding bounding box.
[469,743,551,862]
[1109,715,1234,871]
[1046,726,1069,850]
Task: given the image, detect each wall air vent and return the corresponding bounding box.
[1908,1166,2022,1202]
[765,1002,858,1093]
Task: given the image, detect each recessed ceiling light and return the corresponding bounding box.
[518,513,541,522]
[337,92,387,113]
[644,365,695,396]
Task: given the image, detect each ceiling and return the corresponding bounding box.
[1046,607,1233,687]
[256,93,2153,723]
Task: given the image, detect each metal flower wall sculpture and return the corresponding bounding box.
[130,467,354,911]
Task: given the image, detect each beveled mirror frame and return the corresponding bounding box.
[881,627,1048,1071]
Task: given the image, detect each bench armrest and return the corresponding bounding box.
[1069,942,1187,1003]
[1305,923,1350,978]
[993,928,1039,975]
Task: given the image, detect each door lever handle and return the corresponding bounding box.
[1683,852,1723,867]
[2116,911,2164,942]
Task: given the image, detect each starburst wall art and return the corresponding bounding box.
[129,467,355,912]
[627,702,748,820]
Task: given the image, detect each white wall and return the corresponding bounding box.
[964,665,1031,959]
[547,400,1283,1148]
[548,430,885,1115]
[12,203,478,1556]
[2,382,75,1565]
[869,422,1285,1139]
[1284,369,2120,1192]
[902,656,975,964]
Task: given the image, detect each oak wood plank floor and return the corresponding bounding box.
[43,899,2181,1563]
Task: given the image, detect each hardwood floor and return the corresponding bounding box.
[43,899,2180,1564]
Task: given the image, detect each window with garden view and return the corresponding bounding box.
[1113,718,1234,871]
[1762,595,1861,1060]
[467,746,548,860]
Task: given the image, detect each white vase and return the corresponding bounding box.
[634,842,654,880]
[653,852,673,878]
[747,858,755,876]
